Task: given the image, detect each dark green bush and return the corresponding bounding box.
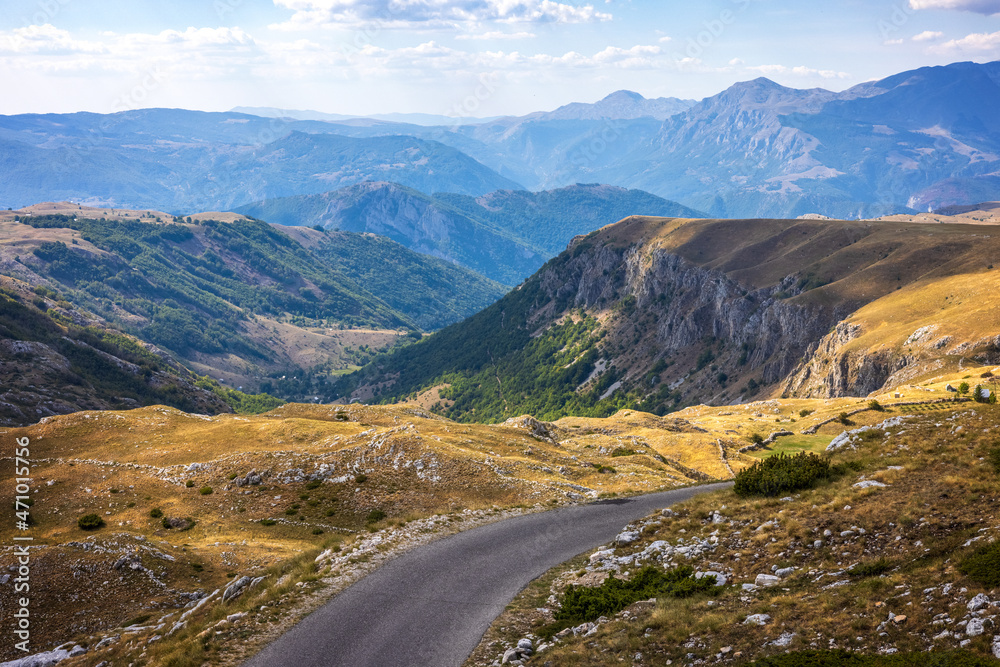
[77,513,104,530]
[750,649,1000,666]
[610,447,637,457]
[366,509,387,524]
[848,557,894,579]
[354,474,367,484]
[305,480,322,490]
[541,565,721,638]
[260,519,277,526]
[958,540,1000,588]
[868,399,884,411]
[199,486,213,495]
[733,452,833,497]
[149,508,163,518]
[185,480,195,488]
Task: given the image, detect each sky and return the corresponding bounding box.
[1,0,1000,118]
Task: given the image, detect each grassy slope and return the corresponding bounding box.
[466,389,1000,666]
[0,400,749,664]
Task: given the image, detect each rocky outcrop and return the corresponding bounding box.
[534,236,844,402]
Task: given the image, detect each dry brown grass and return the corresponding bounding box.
[466,401,1000,666]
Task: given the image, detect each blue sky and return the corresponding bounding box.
[1,0,999,117]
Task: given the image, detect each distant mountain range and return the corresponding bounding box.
[235,182,705,284]
[2,60,999,219]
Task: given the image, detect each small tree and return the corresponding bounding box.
[77,513,104,530]
[959,382,970,395]
[868,399,884,411]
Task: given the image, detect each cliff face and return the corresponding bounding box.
[530,238,840,407]
[342,215,1000,418]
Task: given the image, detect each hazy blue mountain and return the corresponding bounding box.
[235,182,706,284]
[592,61,1000,217]
[4,62,1000,218]
[524,90,696,121]
[231,106,503,126]
[237,182,542,285]
[0,110,522,211]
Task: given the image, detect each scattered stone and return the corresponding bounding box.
[775,567,797,579]
[0,648,71,667]
[967,618,986,637]
[853,481,888,489]
[744,613,771,626]
[616,530,640,545]
[755,574,780,587]
[696,571,727,586]
[969,594,991,612]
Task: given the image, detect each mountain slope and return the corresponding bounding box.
[1,210,505,394]
[526,90,696,122]
[236,182,542,285]
[236,182,705,284]
[335,215,1000,421]
[0,276,231,425]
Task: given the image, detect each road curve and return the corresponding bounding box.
[242,482,732,667]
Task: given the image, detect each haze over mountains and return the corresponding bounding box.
[1,61,998,220]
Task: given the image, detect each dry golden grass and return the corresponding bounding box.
[468,401,1000,666]
[0,400,749,664]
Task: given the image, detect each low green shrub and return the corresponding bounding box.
[366,509,387,524]
[259,518,277,526]
[610,447,638,457]
[750,649,1000,666]
[199,486,213,495]
[149,508,163,518]
[848,557,894,579]
[733,452,833,497]
[77,513,104,530]
[958,540,1000,588]
[541,565,721,638]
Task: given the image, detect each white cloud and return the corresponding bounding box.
[909,0,1000,14]
[270,0,612,30]
[455,30,536,40]
[912,30,944,41]
[657,35,672,43]
[884,38,904,45]
[746,64,850,79]
[0,24,106,55]
[931,29,1000,52]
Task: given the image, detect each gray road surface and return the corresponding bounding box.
[242,482,732,667]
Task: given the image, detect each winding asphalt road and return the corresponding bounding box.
[242,482,732,667]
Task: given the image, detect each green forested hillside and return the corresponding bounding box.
[0,278,234,425]
[5,213,506,397]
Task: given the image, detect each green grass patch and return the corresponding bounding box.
[750,434,834,459]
